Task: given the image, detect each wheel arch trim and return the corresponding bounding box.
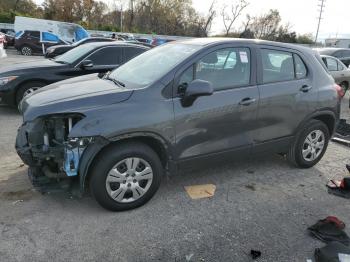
[78,132,174,193]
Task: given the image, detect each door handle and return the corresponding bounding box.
[300,85,312,92]
[239,97,256,106]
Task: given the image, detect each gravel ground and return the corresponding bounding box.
[0,51,350,262]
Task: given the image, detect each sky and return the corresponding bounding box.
[34,0,350,39]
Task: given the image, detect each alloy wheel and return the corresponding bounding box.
[302,130,325,162]
[105,157,153,203]
[21,46,32,56]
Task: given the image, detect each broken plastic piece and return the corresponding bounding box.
[327,177,350,199]
[250,250,261,260]
[184,184,216,199]
[315,241,350,262]
[308,218,350,246]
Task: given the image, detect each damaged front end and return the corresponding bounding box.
[16,113,94,182]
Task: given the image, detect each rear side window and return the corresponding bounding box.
[261,49,308,83]
[294,54,307,79]
[87,47,122,65]
[325,57,338,71]
[179,47,251,91]
[124,47,146,61]
[261,49,294,83]
[28,31,40,39]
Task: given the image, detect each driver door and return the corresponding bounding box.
[173,46,259,164]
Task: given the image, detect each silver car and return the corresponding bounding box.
[321,55,350,96]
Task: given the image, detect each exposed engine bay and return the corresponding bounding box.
[16,114,93,179]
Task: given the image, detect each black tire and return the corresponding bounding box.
[89,142,163,211]
[16,81,46,106]
[287,120,330,168]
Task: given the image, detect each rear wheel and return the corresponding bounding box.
[287,120,330,168]
[16,81,46,106]
[89,142,163,211]
[21,45,33,56]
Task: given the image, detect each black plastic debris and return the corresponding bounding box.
[327,177,350,199]
[308,217,350,246]
[336,119,350,137]
[332,119,350,146]
[314,241,350,262]
[250,250,261,260]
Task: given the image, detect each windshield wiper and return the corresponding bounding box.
[103,73,125,87]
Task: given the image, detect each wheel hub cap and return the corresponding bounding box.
[105,157,153,203]
[302,130,325,162]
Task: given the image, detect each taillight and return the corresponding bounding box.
[334,84,344,98]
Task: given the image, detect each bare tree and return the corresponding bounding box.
[221,0,249,36]
[202,0,216,35]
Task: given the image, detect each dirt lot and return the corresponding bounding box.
[0,51,350,262]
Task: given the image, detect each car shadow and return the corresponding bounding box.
[0,152,327,213]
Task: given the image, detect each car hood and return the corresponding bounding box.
[0,59,65,75]
[21,74,133,122]
[47,45,71,51]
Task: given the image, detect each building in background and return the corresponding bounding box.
[325,38,350,48]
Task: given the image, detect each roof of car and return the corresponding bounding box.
[81,41,151,49]
[316,47,350,54]
[174,37,312,52]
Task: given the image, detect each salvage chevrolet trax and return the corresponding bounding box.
[16,38,341,211]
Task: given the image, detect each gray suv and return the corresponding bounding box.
[16,38,341,211]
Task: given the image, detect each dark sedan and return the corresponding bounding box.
[317,48,350,67]
[0,42,149,106]
[45,37,118,58]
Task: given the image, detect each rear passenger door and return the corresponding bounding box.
[254,47,315,150]
[173,45,259,162]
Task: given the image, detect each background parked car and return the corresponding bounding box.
[0,29,15,48]
[317,48,350,67]
[45,37,118,58]
[0,42,149,106]
[150,37,174,46]
[321,55,350,96]
[15,30,65,56]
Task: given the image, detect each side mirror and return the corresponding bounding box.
[80,60,93,69]
[181,79,213,107]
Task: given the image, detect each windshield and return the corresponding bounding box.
[72,38,88,47]
[109,43,201,88]
[54,44,95,64]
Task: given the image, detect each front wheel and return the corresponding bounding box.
[89,142,163,211]
[287,120,330,168]
[16,81,46,106]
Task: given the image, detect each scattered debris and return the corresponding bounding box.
[314,241,350,262]
[184,184,216,200]
[250,249,262,260]
[308,217,350,246]
[245,184,256,191]
[327,177,350,199]
[185,253,194,261]
[336,119,350,137]
[1,189,35,201]
[12,199,23,205]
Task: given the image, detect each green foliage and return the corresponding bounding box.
[296,34,314,44]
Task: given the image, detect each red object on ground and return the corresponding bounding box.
[325,216,346,230]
